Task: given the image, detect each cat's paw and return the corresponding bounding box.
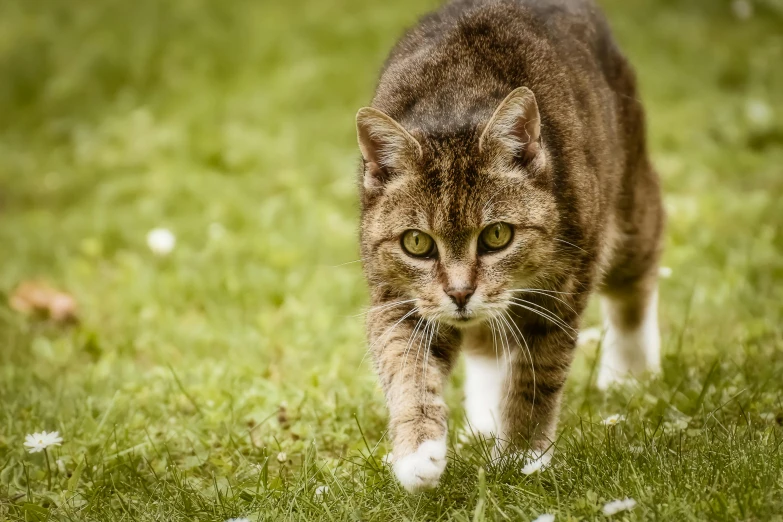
[393,439,447,492]
[491,447,552,474]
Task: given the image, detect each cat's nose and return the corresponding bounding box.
[446,287,474,308]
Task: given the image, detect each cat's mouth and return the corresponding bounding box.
[443,308,485,327]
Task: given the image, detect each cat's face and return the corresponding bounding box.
[358,88,561,328]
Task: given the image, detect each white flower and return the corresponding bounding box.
[601,414,626,426]
[658,266,673,279]
[315,485,329,497]
[533,515,555,522]
[24,431,63,453]
[521,451,552,475]
[602,498,637,516]
[276,452,287,463]
[225,518,251,522]
[146,228,176,256]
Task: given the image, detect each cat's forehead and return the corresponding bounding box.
[392,155,502,232]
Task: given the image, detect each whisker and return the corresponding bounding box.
[412,320,431,379]
[420,321,438,398]
[330,258,366,267]
[493,313,514,404]
[400,317,425,374]
[504,287,578,296]
[553,237,588,254]
[351,299,417,318]
[507,300,576,340]
[366,307,419,353]
[489,313,500,370]
[508,297,576,332]
[360,307,418,368]
[510,289,578,315]
[500,310,536,415]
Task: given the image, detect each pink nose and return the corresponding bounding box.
[446,287,474,308]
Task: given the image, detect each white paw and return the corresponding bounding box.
[393,439,447,492]
[597,290,661,390]
[494,449,552,474]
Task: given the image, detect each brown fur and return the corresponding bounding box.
[356,0,663,487]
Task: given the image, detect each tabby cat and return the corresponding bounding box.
[356,0,663,491]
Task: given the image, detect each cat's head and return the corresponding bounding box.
[357,88,563,328]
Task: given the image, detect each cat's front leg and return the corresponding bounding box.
[499,327,575,462]
[369,307,458,492]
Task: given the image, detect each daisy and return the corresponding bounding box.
[602,497,637,516]
[24,431,63,453]
[601,414,626,426]
[146,228,176,256]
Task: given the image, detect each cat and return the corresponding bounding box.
[356,0,663,492]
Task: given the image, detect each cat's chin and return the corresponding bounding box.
[440,314,487,329]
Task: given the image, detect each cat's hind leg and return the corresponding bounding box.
[597,281,661,389]
[597,156,664,390]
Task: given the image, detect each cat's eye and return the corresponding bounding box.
[479,222,513,252]
[401,230,436,258]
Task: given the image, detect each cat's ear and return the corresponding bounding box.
[479,87,541,164]
[356,107,422,192]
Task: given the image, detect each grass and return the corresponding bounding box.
[0,0,782,519]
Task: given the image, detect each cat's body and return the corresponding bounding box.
[356,0,663,491]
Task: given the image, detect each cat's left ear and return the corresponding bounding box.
[479,87,541,164]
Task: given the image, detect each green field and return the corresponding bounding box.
[1,0,782,520]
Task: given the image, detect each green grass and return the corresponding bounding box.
[1,0,782,519]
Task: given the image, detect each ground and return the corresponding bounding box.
[0,0,782,520]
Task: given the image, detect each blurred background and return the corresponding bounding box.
[0,0,782,519]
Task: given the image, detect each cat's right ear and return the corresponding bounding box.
[356,107,422,192]
[479,87,542,165]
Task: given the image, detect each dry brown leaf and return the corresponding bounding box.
[9,280,78,323]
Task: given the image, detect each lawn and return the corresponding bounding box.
[1,0,782,520]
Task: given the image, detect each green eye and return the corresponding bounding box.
[480,222,513,251]
[401,230,436,257]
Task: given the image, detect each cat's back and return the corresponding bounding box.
[374,0,625,132]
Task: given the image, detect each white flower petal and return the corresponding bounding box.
[532,515,555,522]
[315,485,329,497]
[602,497,637,516]
[601,414,626,426]
[24,431,63,453]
